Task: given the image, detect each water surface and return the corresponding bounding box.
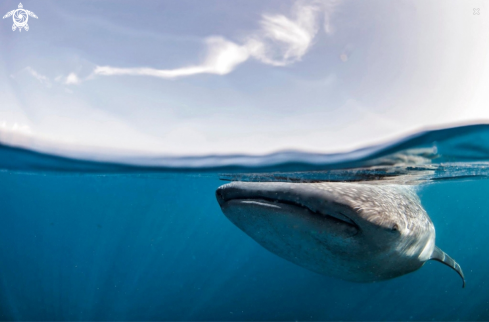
[1,124,489,320]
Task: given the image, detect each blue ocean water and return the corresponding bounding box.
[1,124,489,320]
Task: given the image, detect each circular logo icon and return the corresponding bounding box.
[13,9,28,28]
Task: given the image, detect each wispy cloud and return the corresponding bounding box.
[94,37,250,78]
[20,67,52,87]
[247,1,321,66]
[322,0,339,34]
[93,0,333,80]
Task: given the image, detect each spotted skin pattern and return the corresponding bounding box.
[217,181,464,286]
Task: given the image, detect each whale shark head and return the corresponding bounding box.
[216,181,464,285]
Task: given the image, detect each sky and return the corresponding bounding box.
[1,0,488,160]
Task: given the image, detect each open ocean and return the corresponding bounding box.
[1,124,489,321]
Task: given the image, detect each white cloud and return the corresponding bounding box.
[247,1,321,66]
[94,37,250,79]
[65,73,81,85]
[322,0,339,34]
[93,0,331,80]
[12,68,83,87]
[23,67,51,87]
[0,121,32,147]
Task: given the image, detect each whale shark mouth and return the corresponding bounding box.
[216,183,360,231]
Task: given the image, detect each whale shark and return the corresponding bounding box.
[216,181,465,287]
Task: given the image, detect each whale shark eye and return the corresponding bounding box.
[391,224,399,232]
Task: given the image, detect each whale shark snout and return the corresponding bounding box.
[216,181,465,287]
[216,181,359,231]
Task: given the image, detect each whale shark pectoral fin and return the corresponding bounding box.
[430,246,465,288]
